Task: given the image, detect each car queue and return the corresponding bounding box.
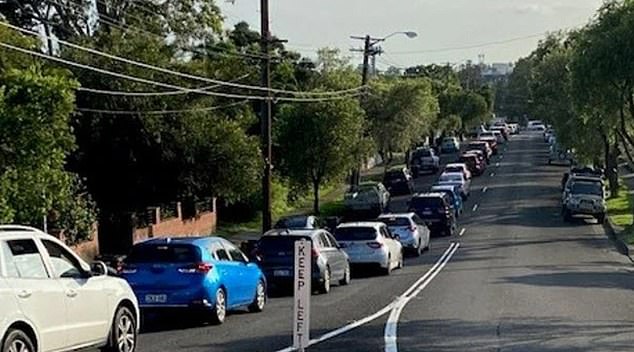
[0,121,517,352]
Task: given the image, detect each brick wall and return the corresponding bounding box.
[132,199,217,244]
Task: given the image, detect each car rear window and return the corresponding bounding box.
[413,150,432,158]
[274,217,307,229]
[384,171,404,180]
[127,244,202,263]
[445,166,462,173]
[411,197,442,208]
[257,236,312,254]
[439,174,463,182]
[334,227,378,241]
[377,217,411,227]
[571,183,603,196]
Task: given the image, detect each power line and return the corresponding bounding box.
[0,21,365,97]
[77,74,251,97]
[76,100,249,115]
[0,40,362,102]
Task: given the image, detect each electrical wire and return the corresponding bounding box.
[77,74,251,97]
[76,100,250,115]
[0,41,362,102]
[0,22,366,97]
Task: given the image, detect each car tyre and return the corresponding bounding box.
[340,263,351,286]
[3,329,36,352]
[382,256,392,276]
[209,288,227,325]
[397,253,404,269]
[563,210,572,223]
[319,267,331,294]
[102,305,137,352]
[597,213,606,224]
[248,280,266,313]
[414,240,423,257]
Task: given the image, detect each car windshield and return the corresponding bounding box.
[334,227,377,241]
[127,244,201,264]
[571,183,603,196]
[414,150,432,158]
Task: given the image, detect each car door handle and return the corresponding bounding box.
[17,290,32,299]
[66,289,78,298]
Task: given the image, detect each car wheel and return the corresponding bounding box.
[382,256,392,276]
[563,210,572,222]
[425,240,431,252]
[209,288,227,325]
[340,263,351,286]
[597,214,606,224]
[414,240,422,257]
[102,305,137,352]
[397,253,404,269]
[319,267,331,294]
[3,329,36,352]
[248,280,266,313]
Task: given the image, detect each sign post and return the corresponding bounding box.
[293,239,311,351]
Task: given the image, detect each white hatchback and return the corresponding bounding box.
[0,225,140,352]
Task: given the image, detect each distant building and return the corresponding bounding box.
[481,63,514,84]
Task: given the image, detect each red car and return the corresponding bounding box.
[459,153,486,176]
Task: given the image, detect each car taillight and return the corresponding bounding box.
[311,247,320,258]
[409,225,416,232]
[367,242,383,249]
[178,263,213,274]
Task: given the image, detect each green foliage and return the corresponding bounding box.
[276,97,366,214]
[365,78,439,155]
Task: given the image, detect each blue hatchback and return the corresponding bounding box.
[120,236,266,324]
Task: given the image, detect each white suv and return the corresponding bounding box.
[0,225,139,352]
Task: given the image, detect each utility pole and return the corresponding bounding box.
[260,0,273,232]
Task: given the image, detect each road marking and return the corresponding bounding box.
[482,186,488,193]
[384,243,460,352]
[500,155,504,160]
[490,172,496,177]
[274,243,460,352]
[459,228,466,237]
[495,162,500,167]
[472,204,479,212]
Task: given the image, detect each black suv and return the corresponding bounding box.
[408,192,457,237]
[383,167,415,195]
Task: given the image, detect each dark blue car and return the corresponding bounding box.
[120,236,266,324]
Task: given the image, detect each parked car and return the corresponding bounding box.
[492,122,511,136]
[410,147,440,176]
[274,215,319,230]
[121,236,265,324]
[491,126,509,141]
[441,137,461,153]
[459,153,486,176]
[478,136,499,155]
[562,175,605,203]
[562,181,607,223]
[548,145,574,166]
[383,167,415,195]
[437,172,471,199]
[344,182,391,214]
[529,123,546,131]
[0,225,140,352]
[408,193,457,237]
[377,213,430,256]
[508,123,520,134]
[466,141,493,161]
[255,229,350,294]
[430,184,464,218]
[444,163,472,180]
[463,149,488,167]
[334,222,403,275]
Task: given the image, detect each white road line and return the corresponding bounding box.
[490,172,496,177]
[459,228,466,237]
[495,162,500,167]
[384,243,460,352]
[482,186,488,193]
[472,204,479,212]
[274,243,459,352]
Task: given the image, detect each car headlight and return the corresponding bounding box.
[567,198,579,206]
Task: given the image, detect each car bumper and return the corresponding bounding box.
[346,252,389,267]
[133,287,214,309]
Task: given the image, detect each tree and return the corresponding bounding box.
[276,98,366,214]
[365,79,439,163]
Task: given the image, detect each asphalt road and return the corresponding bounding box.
[134,133,634,352]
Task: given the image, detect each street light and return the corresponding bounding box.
[379,31,418,42]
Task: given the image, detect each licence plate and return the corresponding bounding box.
[580,203,593,210]
[274,270,291,277]
[145,294,167,303]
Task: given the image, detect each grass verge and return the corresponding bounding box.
[607,183,634,245]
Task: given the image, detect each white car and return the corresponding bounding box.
[377,213,430,257]
[0,225,140,352]
[334,222,403,275]
[437,172,471,199]
[444,163,472,180]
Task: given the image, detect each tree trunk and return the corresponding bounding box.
[603,133,619,198]
[312,178,320,215]
[617,130,634,166]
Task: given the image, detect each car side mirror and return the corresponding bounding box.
[91,261,108,277]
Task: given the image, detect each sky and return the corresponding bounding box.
[218,0,604,69]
